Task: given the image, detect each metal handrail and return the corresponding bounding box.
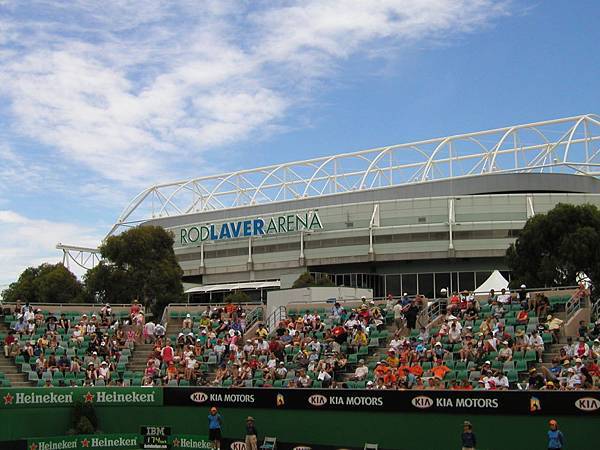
[245,306,265,330]
[265,306,287,332]
[592,300,600,322]
[427,298,447,322]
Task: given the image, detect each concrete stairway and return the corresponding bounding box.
[0,322,33,387]
[126,343,155,374]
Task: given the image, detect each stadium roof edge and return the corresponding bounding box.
[109,114,600,236]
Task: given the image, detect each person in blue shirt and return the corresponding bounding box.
[208,406,223,450]
[547,419,565,449]
[461,420,476,450]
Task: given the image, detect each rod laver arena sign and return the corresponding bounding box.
[178,211,323,245]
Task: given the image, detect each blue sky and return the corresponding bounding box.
[0,0,599,285]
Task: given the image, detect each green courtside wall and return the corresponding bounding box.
[0,388,600,450]
[0,405,595,449]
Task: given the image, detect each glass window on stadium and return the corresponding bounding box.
[418,273,434,298]
[385,275,401,296]
[401,273,417,296]
[458,272,476,292]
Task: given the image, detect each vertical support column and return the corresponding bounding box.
[200,243,205,268]
[369,203,379,261]
[299,230,305,265]
[247,237,253,264]
[526,195,535,219]
[448,198,455,251]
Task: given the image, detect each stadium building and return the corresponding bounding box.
[100,114,600,301]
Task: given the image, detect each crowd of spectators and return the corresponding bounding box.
[143,298,402,388]
[363,286,599,391]
[3,300,146,387]
[2,284,598,391]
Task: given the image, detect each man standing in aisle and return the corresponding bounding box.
[208,406,223,450]
[245,416,258,450]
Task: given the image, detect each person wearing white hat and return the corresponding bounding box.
[244,416,258,450]
[182,314,193,329]
[517,284,530,308]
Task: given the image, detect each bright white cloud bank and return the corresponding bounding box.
[0,0,510,283]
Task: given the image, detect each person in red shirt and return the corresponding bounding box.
[516,308,529,325]
[161,340,175,366]
[130,300,141,319]
[3,332,16,357]
[586,360,600,378]
[448,292,460,314]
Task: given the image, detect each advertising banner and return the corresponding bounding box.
[23,434,212,450]
[1,387,162,409]
[26,434,140,450]
[163,387,600,415]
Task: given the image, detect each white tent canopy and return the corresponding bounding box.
[474,270,509,294]
[185,280,280,294]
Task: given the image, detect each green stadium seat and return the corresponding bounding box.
[515,360,527,372]
[524,350,537,362]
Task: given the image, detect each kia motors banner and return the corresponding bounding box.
[163,387,600,415]
[2,387,599,415]
[1,387,162,409]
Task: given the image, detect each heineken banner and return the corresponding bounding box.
[24,434,211,450]
[162,387,600,415]
[1,387,162,409]
[26,434,140,450]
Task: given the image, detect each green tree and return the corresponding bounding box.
[224,291,251,304]
[1,263,84,303]
[84,226,184,317]
[292,271,335,288]
[506,203,600,291]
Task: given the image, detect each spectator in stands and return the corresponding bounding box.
[591,339,600,359]
[497,288,511,305]
[99,303,112,320]
[574,338,590,359]
[143,319,156,343]
[529,329,545,363]
[546,315,564,343]
[527,367,545,390]
[404,300,419,333]
[517,284,530,309]
[535,294,550,319]
[182,314,193,329]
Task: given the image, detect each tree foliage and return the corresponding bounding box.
[506,203,600,290]
[292,271,335,289]
[1,263,84,303]
[85,226,184,317]
[224,291,251,304]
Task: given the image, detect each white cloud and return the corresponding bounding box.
[0,210,103,285]
[0,0,510,188]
